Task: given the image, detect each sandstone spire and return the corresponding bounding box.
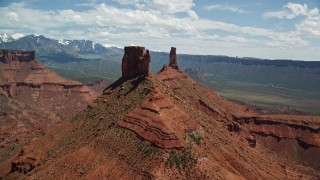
[169,47,178,69]
[121,46,151,78]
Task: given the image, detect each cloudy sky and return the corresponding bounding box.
[0,0,319,60]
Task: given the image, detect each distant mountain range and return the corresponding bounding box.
[58,39,111,54]
[0,33,122,63]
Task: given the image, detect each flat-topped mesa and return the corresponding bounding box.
[121,46,151,78]
[0,49,35,63]
[169,47,178,69]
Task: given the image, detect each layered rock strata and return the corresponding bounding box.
[117,91,196,148]
[0,49,85,97]
[234,115,320,169]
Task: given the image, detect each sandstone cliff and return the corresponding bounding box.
[234,115,320,169]
[0,49,99,166]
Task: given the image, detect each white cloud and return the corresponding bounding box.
[140,24,171,38]
[0,2,319,60]
[0,2,276,40]
[297,18,320,37]
[264,2,308,19]
[114,0,142,5]
[146,0,195,14]
[205,4,248,14]
[114,0,198,19]
[296,8,320,38]
[266,32,309,48]
[223,35,255,43]
[264,2,320,39]
[286,3,308,17]
[6,12,20,22]
[149,0,199,20]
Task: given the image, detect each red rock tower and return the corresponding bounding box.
[169,47,178,69]
[121,46,151,78]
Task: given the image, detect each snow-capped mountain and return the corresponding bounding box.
[0,33,24,43]
[0,34,122,62]
[0,33,121,55]
[57,39,110,54]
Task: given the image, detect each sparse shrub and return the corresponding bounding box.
[189,132,203,145]
[137,143,159,158]
[143,146,159,157]
[165,144,197,172]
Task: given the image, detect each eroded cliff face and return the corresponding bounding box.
[0,50,35,63]
[234,115,320,169]
[0,49,99,165]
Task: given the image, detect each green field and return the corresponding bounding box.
[200,76,320,115]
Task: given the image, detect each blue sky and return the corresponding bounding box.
[0,0,319,60]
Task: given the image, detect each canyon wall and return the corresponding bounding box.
[235,115,320,169]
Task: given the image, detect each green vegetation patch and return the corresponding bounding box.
[165,144,197,172]
[189,132,203,145]
[137,144,160,158]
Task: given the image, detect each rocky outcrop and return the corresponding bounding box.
[0,49,35,63]
[0,83,14,97]
[117,91,196,148]
[122,46,150,78]
[169,47,178,69]
[11,157,38,174]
